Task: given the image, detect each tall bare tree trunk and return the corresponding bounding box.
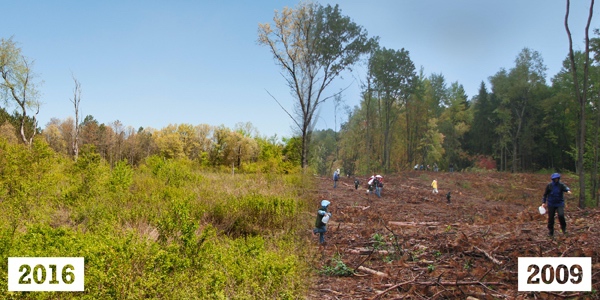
[383,98,391,172]
[565,0,594,208]
[406,100,413,168]
[594,87,599,206]
[365,84,372,172]
[71,75,82,160]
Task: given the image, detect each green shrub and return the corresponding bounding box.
[156,187,199,248]
[144,155,202,188]
[320,254,354,277]
[109,159,133,193]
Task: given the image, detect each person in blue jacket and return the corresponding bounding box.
[313,200,332,244]
[542,173,572,237]
[333,169,340,188]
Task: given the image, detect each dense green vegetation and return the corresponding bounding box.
[0,139,314,299]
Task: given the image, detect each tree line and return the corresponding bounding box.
[1,37,303,173]
[259,2,598,207]
[2,2,599,207]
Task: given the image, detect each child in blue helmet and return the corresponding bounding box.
[542,173,571,237]
[313,200,332,244]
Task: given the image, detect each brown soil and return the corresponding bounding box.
[309,171,600,299]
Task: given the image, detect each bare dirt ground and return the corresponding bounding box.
[308,171,600,299]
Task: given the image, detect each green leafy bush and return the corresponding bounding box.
[109,159,133,193]
[320,254,354,277]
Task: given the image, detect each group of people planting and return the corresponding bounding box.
[314,170,572,244]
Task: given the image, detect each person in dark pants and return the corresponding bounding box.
[374,177,383,198]
[313,200,332,244]
[354,178,360,190]
[333,169,340,188]
[542,173,571,237]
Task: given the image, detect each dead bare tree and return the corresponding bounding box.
[565,0,594,208]
[71,74,82,160]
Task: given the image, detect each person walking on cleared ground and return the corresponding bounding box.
[542,173,571,237]
[431,179,438,194]
[375,177,383,197]
[333,169,340,188]
[313,200,332,244]
[367,174,383,198]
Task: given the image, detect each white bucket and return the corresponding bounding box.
[322,214,330,224]
[538,206,546,215]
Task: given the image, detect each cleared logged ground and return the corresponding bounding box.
[307,171,600,299]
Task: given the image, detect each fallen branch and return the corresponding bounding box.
[415,280,504,287]
[357,266,388,277]
[477,280,510,298]
[319,288,343,296]
[373,276,507,299]
[389,221,440,226]
[543,246,559,255]
[370,278,416,300]
[477,268,494,282]
[474,246,503,265]
[352,242,379,275]
[376,278,509,298]
[469,292,509,299]
[347,248,391,255]
[348,205,370,210]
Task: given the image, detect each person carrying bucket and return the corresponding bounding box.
[367,174,383,198]
[542,173,571,237]
[313,200,332,244]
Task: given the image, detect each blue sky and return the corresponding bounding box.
[1,1,596,139]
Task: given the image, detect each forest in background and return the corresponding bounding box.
[3,44,594,208]
[2,3,600,209]
[310,48,587,175]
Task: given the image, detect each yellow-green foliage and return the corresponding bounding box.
[0,139,312,299]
